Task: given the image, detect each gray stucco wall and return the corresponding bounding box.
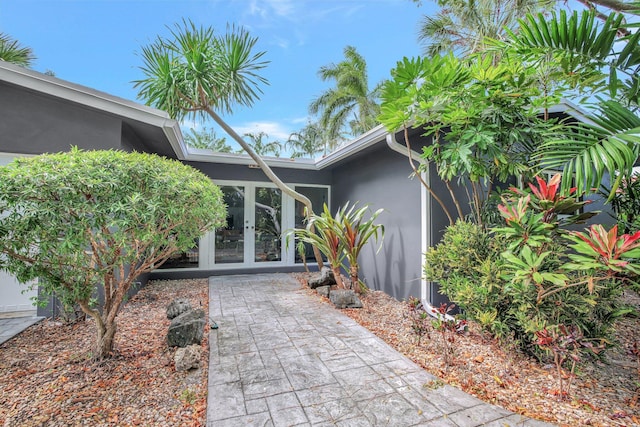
[330,145,422,300]
[0,82,122,154]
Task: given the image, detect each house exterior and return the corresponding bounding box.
[0,61,602,318]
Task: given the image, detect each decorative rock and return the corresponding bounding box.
[175,344,201,371]
[167,309,206,347]
[316,285,330,299]
[166,299,192,320]
[308,266,336,289]
[329,289,363,309]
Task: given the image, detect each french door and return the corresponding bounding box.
[214,184,285,266]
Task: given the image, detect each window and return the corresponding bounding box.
[294,186,329,264]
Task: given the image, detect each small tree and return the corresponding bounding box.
[0,149,226,359]
[134,20,324,268]
[379,53,557,226]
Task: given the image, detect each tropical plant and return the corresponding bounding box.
[406,296,431,345]
[134,19,324,267]
[430,303,466,367]
[0,32,35,67]
[608,172,640,233]
[424,220,511,338]
[534,324,603,400]
[335,202,384,292]
[183,126,233,152]
[309,45,381,142]
[564,223,640,280]
[379,53,557,226]
[292,204,347,289]
[243,131,282,157]
[429,175,637,357]
[500,9,640,197]
[0,149,225,359]
[414,0,553,57]
[292,202,384,292]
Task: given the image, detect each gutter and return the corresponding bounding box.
[182,148,319,170]
[0,61,172,127]
[385,131,454,322]
[316,125,388,169]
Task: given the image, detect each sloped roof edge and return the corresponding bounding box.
[0,61,594,170]
[0,61,186,158]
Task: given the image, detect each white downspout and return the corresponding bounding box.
[385,132,454,322]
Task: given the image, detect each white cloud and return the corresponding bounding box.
[265,0,296,17]
[246,0,296,19]
[271,35,290,49]
[291,116,309,125]
[233,121,293,141]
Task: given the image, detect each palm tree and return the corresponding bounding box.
[416,0,553,57]
[184,126,233,152]
[0,32,35,67]
[287,121,331,158]
[243,132,282,157]
[134,20,324,267]
[309,45,381,142]
[501,9,640,197]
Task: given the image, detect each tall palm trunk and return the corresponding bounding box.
[203,104,324,269]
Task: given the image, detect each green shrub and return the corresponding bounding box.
[426,175,639,358]
[0,149,226,359]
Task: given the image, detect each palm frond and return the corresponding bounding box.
[535,101,640,197]
[0,32,35,67]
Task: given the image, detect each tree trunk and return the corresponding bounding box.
[331,266,346,289]
[204,106,325,269]
[349,264,361,294]
[77,299,116,359]
[96,320,117,360]
[401,126,455,225]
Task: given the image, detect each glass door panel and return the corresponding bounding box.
[215,186,245,264]
[254,187,282,262]
[294,186,329,264]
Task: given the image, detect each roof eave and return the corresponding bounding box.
[0,61,181,133]
[183,148,319,170]
[315,124,389,169]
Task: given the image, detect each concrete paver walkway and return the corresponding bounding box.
[207,273,554,427]
[0,315,44,345]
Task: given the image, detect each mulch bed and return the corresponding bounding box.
[3,274,639,427]
[0,279,209,427]
[295,273,640,427]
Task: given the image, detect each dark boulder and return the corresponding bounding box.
[329,289,363,309]
[308,266,336,289]
[167,309,205,348]
[166,299,192,320]
[316,285,330,299]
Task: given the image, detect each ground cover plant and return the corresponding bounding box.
[0,279,209,426]
[0,149,225,360]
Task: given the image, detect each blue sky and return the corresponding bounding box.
[0,0,434,142]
